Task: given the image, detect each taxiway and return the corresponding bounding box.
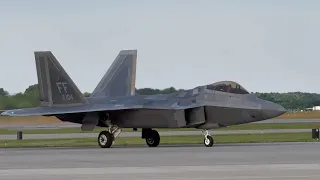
[0,142,320,179]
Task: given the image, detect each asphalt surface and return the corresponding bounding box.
[0,129,314,140]
[0,142,319,179]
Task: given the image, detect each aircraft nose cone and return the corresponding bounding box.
[261,101,287,119]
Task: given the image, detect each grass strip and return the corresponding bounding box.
[1,123,320,135]
[0,132,318,148]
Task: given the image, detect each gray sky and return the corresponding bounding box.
[1,0,319,94]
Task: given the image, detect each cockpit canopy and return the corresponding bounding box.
[205,81,249,94]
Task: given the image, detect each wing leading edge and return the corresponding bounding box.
[0,102,204,117]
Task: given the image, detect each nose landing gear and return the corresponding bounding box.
[98,130,114,148]
[98,125,122,148]
[97,113,122,148]
[202,129,214,147]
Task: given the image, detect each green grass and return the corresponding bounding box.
[218,123,320,130]
[278,111,320,119]
[1,123,320,135]
[0,132,318,148]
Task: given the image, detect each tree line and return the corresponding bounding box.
[1,84,320,111]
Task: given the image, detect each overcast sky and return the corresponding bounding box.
[0,0,319,94]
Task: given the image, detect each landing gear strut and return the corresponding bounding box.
[142,128,160,147]
[202,129,214,147]
[97,116,122,148]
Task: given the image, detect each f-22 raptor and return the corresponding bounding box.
[1,50,286,148]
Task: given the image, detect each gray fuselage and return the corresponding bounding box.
[55,86,286,130]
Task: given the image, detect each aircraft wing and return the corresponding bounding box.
[0,102,203,117]
[0,104,139,117]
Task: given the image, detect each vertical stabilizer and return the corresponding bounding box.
[34,51,88,107]
[90,50,137,97]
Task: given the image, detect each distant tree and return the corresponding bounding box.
[24,84,40,97]
[0,88,9,96]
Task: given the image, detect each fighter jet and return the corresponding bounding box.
[1,50,286,148]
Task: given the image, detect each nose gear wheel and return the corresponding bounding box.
[201,129,214,147]
[98,131,114,148]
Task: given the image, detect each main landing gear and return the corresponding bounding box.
[97,117,211,148]
[97,126,161,148]
[202,129,214,147]
[98,125,122,148]
[142,128,160,147]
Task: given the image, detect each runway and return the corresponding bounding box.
[0,142,320,179]
[0,129,313,140]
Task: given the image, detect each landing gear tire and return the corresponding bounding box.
[145,130,160,147]
[204,135,214,147]
[98,131,114,148]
